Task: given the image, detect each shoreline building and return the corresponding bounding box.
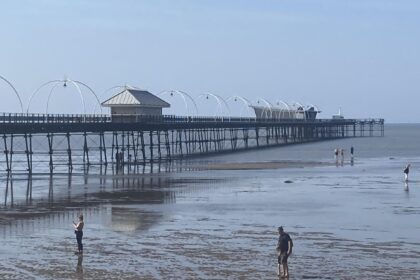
[101,88,170,122]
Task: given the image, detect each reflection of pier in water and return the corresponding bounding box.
[0,168,174,236]
[0,205,167,239]
[0,164,225,237]
[1,165,182,208]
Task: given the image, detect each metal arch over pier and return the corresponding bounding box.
[0,112,384,174]
[0,75,24,113]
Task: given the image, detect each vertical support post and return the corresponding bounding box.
[29,133,33,173]
[170,130,175,155]
[255,127,259,147]
[149,131,154,162]
[157,130,162,160]
[24,133,32,173]
[213,129,218,151]
[165,130,171,160]
[99,132,103,164]
[178,130,183,156]
[121,131,125,165]
[205,129,209,152]
[102,131,108,165]
[266,127,270,145]
[183,130,189,155]
[140,131,146,164]
[198,129,202,153]
[83,132,90,165]
[131,131,137,164]
[47,133,54,173]
[9,135,14,172]
[66,132,73,172]
[111,132,115,163]
[3,135,10,172]
[243,128,249,149]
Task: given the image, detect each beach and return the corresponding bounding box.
[1,124,420,279]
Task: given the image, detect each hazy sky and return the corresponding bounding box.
[0,0,419,122]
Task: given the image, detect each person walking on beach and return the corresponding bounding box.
[276,226,293,278]
[403,164,411,182]
[73,214,84,254]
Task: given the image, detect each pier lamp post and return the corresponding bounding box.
[197,93,231,121]
[27,77,102,115]
[158,90,198,117]
[0,75,24,113]
[276,100,291,120]
[226,95,253,120]
[256,98,274,119]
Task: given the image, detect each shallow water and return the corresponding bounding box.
[1,124,420,279]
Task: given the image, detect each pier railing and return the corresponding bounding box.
[0,112,384,125]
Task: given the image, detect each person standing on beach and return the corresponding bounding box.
[403,164,411,182]
[350,146,354,158]
[334,148,338,160]
[73,214,84,254]
[276,226,293,278]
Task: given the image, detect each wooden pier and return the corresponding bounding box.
[0,113,384,174]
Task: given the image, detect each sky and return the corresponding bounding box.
[0,0,419,122]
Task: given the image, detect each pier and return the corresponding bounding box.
[0,112,384,174]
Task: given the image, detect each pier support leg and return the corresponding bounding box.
[140,131,146,164]
[47,133,54,173]
[66,132,73,172]
[83,132,90,165]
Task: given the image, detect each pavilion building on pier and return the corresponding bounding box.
[101,88,170,121]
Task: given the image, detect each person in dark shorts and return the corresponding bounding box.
[403,164,411,182]
[276,226,293,278]
[73,214,85,254]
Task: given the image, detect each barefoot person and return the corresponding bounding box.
[276,226,293,278]
[73,214,84,254]
[403,164,411,182]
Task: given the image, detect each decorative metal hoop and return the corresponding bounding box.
[0,75,24,113]
[256,98,273,119]
[198,93,231,120]
[27,78,101,114]
[226,95,253,118]
[159,90,197,116]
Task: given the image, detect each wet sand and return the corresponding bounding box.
[193,160,332,170]
[0,156,420,279]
